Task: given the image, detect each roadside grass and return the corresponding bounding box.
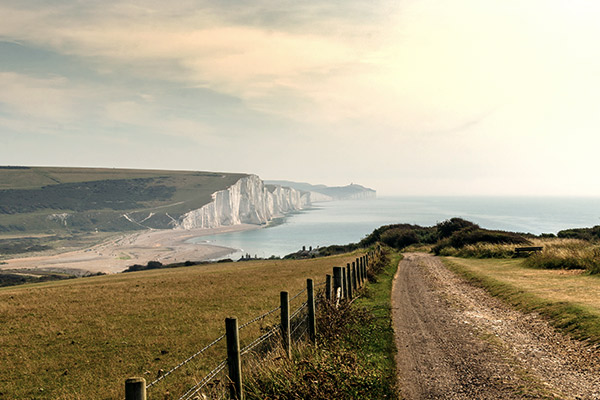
[0,253,362,400]
[243,249,401,399]
[435,238,549,258]
[442,257,600,345]
[436,242,519,258]
[523,239,600,273]
[437,238,600,275]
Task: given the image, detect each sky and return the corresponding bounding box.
[1,0,600,196]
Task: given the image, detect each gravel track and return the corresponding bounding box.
[392,252,600,400]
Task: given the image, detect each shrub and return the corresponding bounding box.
[359,224,436,248]
[433,226,529,255]
[557,226,600,241]
[380,228,419,249]
[436,218,478,239]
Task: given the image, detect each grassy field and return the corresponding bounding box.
[443,256,600,344]
[0,252,363,399]
[0,166,246,239]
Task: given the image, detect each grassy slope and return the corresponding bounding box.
[0,167,247,255]
[443,257,600,344]
[0,253,362,399]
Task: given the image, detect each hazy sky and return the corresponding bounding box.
[1,0,599,196]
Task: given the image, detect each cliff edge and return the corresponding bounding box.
[176,175,310,229]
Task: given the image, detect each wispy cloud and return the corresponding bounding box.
[2,0,600,194]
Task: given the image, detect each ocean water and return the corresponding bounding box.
[190,196,600,259]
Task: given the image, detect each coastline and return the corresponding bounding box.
[0,224,260,274]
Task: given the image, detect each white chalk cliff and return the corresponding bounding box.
[176,175,310,229]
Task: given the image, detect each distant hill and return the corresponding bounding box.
[265,180,376,201]
[0,166,247,234]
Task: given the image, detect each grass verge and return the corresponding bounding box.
[243,249,400,399]
[443,257,600,345]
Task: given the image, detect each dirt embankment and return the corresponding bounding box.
[392,252,600,400]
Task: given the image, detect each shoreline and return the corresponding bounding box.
[0,224,261,274]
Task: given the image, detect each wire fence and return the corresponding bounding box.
[124,248,382,400]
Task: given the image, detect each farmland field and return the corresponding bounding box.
[0,253,362,399]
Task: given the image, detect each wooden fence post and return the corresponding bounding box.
[361,257,366,284]
[280,291,291,358]
[225,317,244,400]
[352,263,357,292]
[342,267,348,299]
[346,263,353,300]
[333,267,343,301]
[325,274,332,301]
[125,377,146,400]
[307,279,316,345]
[356,258,362,286]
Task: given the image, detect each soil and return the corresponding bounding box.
[392,252,600,400]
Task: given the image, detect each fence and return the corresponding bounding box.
[124,246,382,400]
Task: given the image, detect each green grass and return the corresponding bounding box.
[0,166,247,251]
[243,249,400,399]
[442,257,600,345]
[0,253,363,399]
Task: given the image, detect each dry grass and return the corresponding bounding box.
[0,253,361,399]
[524,239,600,273]
[437,238,600,273]
[444,257,600,316]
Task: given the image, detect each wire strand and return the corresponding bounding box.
[290,287,307,302]
[178,359,228,400]
[240,324,280,356]
[239,305,280,330]
[147,333,225,389]
[290,301,307,320]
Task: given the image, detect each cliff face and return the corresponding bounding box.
[176,175,310,229]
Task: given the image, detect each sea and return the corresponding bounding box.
[189,196,600,260]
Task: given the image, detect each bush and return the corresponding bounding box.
[436,218,478,239]
[359,224,436,248]
[380,228,419,249]
[557,226,600,241]
[433,226,529,255]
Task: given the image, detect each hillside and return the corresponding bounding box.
[0,166,247,234]
[0,253,361,399]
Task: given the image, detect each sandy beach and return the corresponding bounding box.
[0,224,260,274]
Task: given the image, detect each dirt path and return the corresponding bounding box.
[392,252,600,400]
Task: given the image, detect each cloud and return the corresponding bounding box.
[2,0,600,195]
[0,72,84,122]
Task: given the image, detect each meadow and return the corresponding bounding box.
[0,253,362,399]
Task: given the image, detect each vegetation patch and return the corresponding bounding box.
[244,249,400,399]
[523,239,600,274]
[557,226,600,241]
[0,236,53,254]
[0,271,74,287]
